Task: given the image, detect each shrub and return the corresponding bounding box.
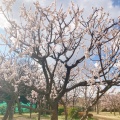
[61,112,65,115]
[102,108,108,112]
[68,107,81,119]
[58,107,64,115]
[88,113,93,118]
[0,106,6,115]
[68,107,93,119]
[78,112,93,118]
[78,112,84,117]
[112,108,118,112]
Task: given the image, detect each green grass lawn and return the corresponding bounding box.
[0,114,66,120]
[1,112,119,120]
[0,113,95,120]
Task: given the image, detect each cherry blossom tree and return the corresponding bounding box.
[0,55,49,120]
[0,0,120,120]
[0,54,20,120]
[101,91,120,115]
[79,86,97,111]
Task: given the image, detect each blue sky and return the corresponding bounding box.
[112,0,120,6]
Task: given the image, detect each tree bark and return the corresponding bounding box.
[8,109,14,120]
[51,103,58,120]
[114,107,116,116]
[38,100,41,120]
[72,96,75,108]
[16,97,22,115]
[8,101,14,120]
[38,111,41,120]
[118,107,120,115]
[2,101,14,120]
[96,88,99,114]
[17,102,22,115]
[30,103,32,118]
[96,101,99,114]
[61,99,68,120]
[110,107,112,114]
[2,102,9,120]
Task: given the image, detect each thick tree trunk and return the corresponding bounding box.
[8,102,14,120]
[2,101,14,120]
[8,109,14,120]
[2,102,9,120]
[51,103,58,120]
[51,109,58,120]
[2,111,9,120]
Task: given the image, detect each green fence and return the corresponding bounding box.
[0,102,36,115]
[0,102,6,115]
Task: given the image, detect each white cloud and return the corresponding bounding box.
[75,0,120,19]
[0,0,120,28]
[0,14,9,29]
[94,62,99,67]
[114,60,120,68]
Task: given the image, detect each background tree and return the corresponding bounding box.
[101,91,120,115]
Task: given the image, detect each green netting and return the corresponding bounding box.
[15,102,36,113]
[0,102,7,115]
[0,102,6,107]
[0,102,36,115]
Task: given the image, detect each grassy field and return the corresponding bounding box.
[1,112,119,120]
[0,113,95,120]
[92,112,120,120]
[0,114,67,120]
